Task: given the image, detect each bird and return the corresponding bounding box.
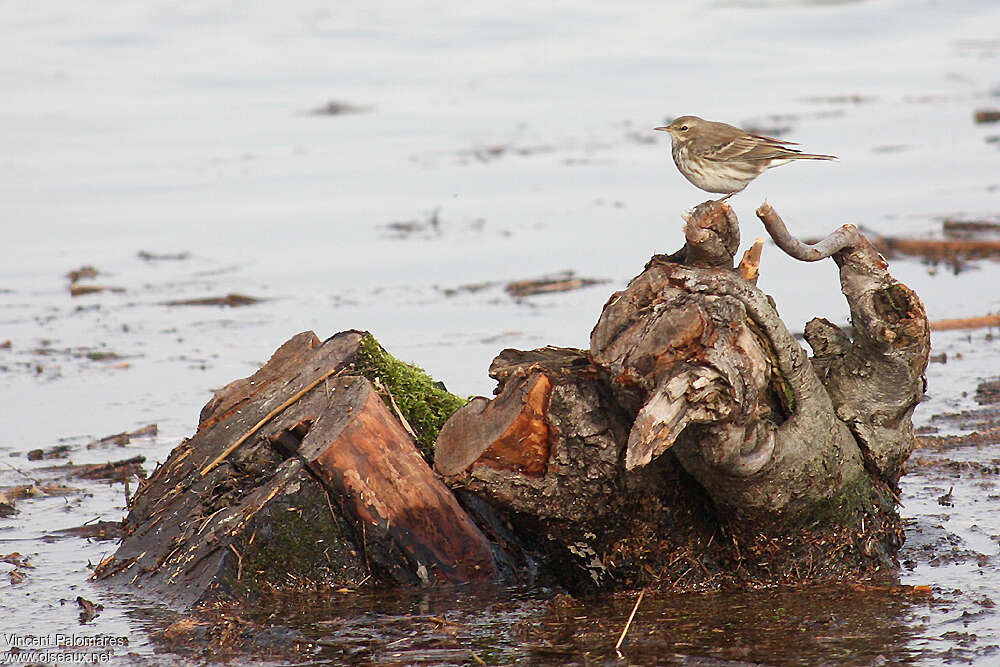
[654,115,837,199]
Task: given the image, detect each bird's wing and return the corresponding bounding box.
[701,134,801,163]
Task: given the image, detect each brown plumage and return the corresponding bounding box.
[654,115,837,197]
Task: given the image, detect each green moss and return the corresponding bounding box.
[225,496,367,599]
[877,283,913,320]
[783,469,883,529]
[354,333,467,461]
[773,373,796,415]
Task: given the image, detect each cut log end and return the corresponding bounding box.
[434,373,552,478]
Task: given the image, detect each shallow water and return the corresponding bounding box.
[3,0,1000,664]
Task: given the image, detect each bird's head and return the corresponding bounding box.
[654,116,703,143]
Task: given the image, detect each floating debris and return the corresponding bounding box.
[86,423,158,449]
[378,209,491,240]
[456,143,555,164]
[802,94,877,105]
[50,520,123,541]
[27,444,73,461]
[875,236,1000,260]
[381,208,441,239]
[1,553,33,574]
[505,271,609,298]
[929,314,1000,332]
[438,281,499,298]
[942,219,1000,236]
[138,250,190,261]
[976,378,1000,405]
[872,145,910,153]
[70,284,125,297]
[2,553,30,567]
[34,456,148,482]
[0,483,80,517]
[75,455,147,481]
[975,110,1000,124]
[65,264,124,296]
[76,595,104,623]
[163,293,262,307]
[23,343,128,370]
[308,100,372,116]
[66,266,98,282]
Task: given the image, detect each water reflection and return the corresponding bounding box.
[138,582,928,665]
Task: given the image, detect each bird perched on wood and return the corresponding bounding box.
[655,115,837,199]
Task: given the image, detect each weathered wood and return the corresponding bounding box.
[589,200,928,535]
[929,314,1000,331]
[757,203,929,483]
[738,237,764,283]
[95,331,495,608]
[435,346,693,590]
[95,199,930,599]
[434,374,553,478]
[435,346,635,521]
[289,376,496,584]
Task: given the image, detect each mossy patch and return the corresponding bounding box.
[353,333,467,460]
[224,491,367,599]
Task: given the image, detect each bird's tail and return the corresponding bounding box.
[792,152,838,161]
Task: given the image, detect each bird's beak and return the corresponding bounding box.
[653,126,669,132]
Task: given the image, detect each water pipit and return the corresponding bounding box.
[655,115,837,199]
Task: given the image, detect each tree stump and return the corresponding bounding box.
[96,200,930,601]
[94,331,495,609]
[436,200,929,588]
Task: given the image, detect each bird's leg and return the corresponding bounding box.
[715,186,748,203]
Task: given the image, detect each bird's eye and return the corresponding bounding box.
[680,125,688,131]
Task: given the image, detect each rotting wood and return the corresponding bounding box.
[505,271,609,297]
[974,109,1000,124]
[871,236,1000,261]
[198,366,347,476]
[70,284,125,297]
[86,423,158,449]
[434,198,927,591]
[163,293,262,307]
[95,198,930,601]
[942,219,1000,235]
[929,314,1000,332]
[436,347,638,520]
[96,331,494,609]
[738,237,764,283]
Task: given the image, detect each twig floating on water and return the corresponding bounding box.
[615,587,646,658]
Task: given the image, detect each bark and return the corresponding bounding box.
[95,331,494,609]
[435,346,639,522]
[758,203,929,485]
[435,346,694,590]
[588,200,928,525]
[430,199,927,588]
[94,199,930,600]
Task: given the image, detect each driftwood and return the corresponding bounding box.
[97,199,929,601]
[929,314,1000,332]
[95,331,494,608]
[437,199,928,586]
